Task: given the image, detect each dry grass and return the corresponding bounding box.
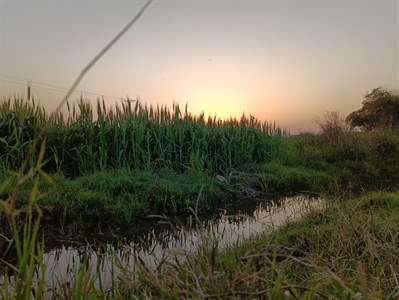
[126,191,399,299]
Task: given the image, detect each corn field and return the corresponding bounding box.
[0,97,285,176]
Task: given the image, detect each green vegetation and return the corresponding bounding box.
[281,129,399,195]
[0,97,285,224]
[3,176,399,298]
[2,98,399,224]
[2,97,399,226]
[0,98,284,176]
[130,191,399,299]
[1,96,399,299]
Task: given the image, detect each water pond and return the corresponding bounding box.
[1,194,324,288]
[45,195,322,282]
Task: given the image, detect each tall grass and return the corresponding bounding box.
[0,97,285,176]
[0,142,49,299]
[280,119,399,195]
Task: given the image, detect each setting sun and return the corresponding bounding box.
[188,86,244,121]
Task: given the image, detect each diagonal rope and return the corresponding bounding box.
[54,0,154,116]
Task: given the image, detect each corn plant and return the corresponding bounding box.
[1,97,286,176]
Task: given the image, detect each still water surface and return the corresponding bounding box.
[40,194,323,285]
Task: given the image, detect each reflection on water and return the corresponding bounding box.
[1,194,323,287]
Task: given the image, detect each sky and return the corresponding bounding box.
[1,0,398,132]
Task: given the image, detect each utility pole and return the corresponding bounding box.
[27,81,31,101]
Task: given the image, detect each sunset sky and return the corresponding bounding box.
[1,0,398,132]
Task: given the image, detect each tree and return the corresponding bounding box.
[346,87,399,131]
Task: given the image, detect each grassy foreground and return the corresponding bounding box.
[128,191,399,299]
[2,190,398,298]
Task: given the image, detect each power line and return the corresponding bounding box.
[0,73,126,100]
[0,73,127,100]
